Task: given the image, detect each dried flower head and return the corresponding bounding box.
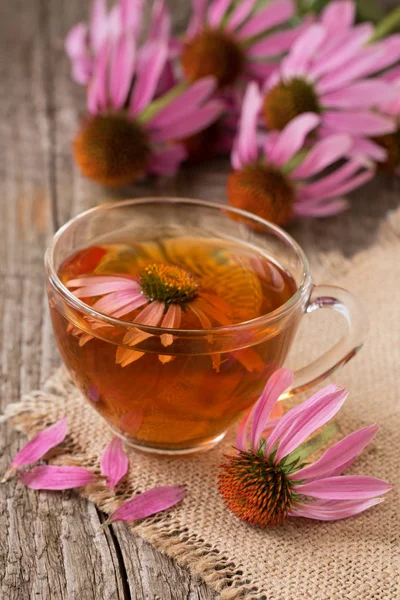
[219,368,391,526]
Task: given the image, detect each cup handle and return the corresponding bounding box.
[283,285,368,398]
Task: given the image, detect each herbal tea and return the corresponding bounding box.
[49,236,298,452]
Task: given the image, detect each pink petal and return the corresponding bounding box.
[65,23,88,59]
[100,437,129,490]
[93,289,146,316]
[106,486,185,523]
[237,0,295,41]
[294,198,349,218]
[152,100,224,142]
[227,0,258,31]
[236,406,255,452]
[250,368,293,452]
[90,0,108,54]
[245,62,276,82]
[148,0,171,41]
[10,418,67,469]
[290,497,384,520]
[20,466,96,490]
[248,23,311,58]
[186,0,207,40]
[71,57,93,85]
[310,25,374,81]
[322,111,395,136]
[281,25,325,79]
[147,144,187,176]
[123,301,165,346]
[300,169,374,204]
[87,41,110,114]
[321,0,355,34]
[291,424,379,482]
[274,388,348,463]
[68,276,140,297]
[161,304,182,347]
[234,82,262,168]
[120,0,143,34]
[368,35,400,74]
[269,113,320,168]
[149,77,217,128]
[109,33,136,110]
[207,0,231,28]
[316,48,386,95]
[297,159,365,200]
[130,41,168,116]
[292,134,351,179]
[294,475,392,500]
[321,80,396,110]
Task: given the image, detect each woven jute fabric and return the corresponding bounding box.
[4,230,399,599]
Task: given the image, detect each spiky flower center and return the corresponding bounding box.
[264,78,320,131]
[74,114,151,186]
[140,263,199,305]
[218,451,294,527]
[227,164,295,226]
[374,130,400,174]
[182,29,245,88]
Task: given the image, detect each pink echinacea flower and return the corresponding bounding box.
[227,82,373,224]
[219,368,391,527]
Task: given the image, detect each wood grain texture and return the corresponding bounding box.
[0,0,399,599]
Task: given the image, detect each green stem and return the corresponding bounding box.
[371,6,400,42]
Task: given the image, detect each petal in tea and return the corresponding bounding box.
[105,486,186,524]
[20,465,96,490]
[100,437,129,490]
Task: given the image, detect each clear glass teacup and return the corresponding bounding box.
[45,198,367,454]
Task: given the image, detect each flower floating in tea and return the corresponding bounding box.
[68,0,224,185]
[180,0,307,89]
[262,3,400,161]
[227,82,374,224]
[219,368,391,526]
[67,263,233,367]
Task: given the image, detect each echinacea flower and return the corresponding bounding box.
[71,0,224,186]
[181,0,310,90]
[67,263,233,367]
[219,368,391,527]
[227,82,373,224]
[262,1,400,161]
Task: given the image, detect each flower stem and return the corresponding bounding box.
[371,6,400,42]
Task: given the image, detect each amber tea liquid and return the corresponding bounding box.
[50,236,298,452]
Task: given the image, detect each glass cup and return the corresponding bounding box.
[45,198,367,455]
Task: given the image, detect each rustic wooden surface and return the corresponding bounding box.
[0,1,399,599]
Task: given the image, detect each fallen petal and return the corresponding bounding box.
[106,485,185,524]
[10,417,68,470]
[100,437,129,490]
[20,465,96,490]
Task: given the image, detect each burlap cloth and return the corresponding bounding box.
[4,214,400,599]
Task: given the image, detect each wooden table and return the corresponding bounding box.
[1,1,398,599]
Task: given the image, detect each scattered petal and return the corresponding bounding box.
[105,486,185,524]
[100,437,129,490]
[20,466,96,490]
